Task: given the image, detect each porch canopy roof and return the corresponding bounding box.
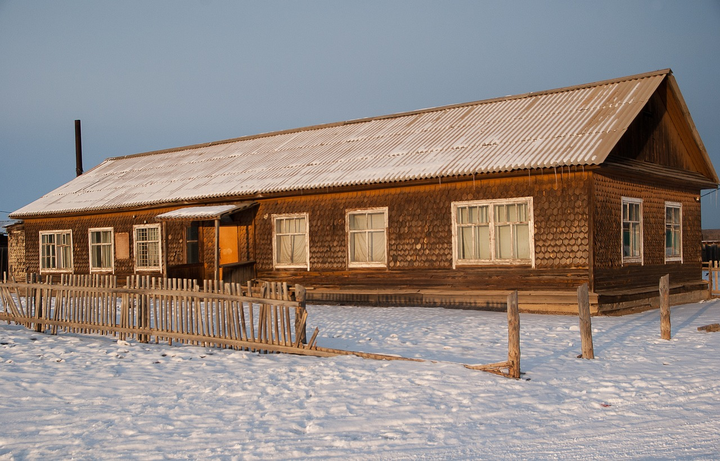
[155,202,257,221]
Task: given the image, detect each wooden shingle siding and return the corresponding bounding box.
[254,171,591,291]
[592,173,701,291]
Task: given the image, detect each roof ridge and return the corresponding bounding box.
[108,69,672,162]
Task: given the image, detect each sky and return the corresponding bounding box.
[1,1,719,228]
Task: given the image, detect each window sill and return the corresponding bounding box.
[348,263,387,269]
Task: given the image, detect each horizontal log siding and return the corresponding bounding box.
[592,173,702,291]
[255,171,591,291]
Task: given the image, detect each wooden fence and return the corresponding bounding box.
[0,273,522,377]
[0,274,327,356]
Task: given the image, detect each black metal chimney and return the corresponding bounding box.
[75,119,83,176]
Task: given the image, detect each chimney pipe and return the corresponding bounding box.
[75,119,83,176]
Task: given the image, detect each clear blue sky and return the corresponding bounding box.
[1,1,719,228]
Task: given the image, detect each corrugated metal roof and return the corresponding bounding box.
[12,69,688,218]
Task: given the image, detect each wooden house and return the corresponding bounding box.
[9,69,718,314]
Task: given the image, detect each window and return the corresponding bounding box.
[186,223,200,264]
[452,198,534,267]
[40,230,73,272]
[89,228,114,272]
[273,214,309,269]
[665,202,682,262]
[622,197,643,264]
[347,208,387,267]
[134,224,161,270]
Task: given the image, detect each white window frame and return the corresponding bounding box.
[664,202,682,263]
[346,207,388,269]
[133,224,162,272]
[451,197,535,268]
[88,227,114,273]
[39,230,73,273]
[272,213,310,270]
[621,197,643,265]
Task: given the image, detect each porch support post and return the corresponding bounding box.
[214,219,220,281]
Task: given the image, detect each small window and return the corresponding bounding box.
[186,223,200,264]
[665,202,682,262]
[89,228,114,272]
[40,230,73,272]
[273,214,309,269]
[134,224,162,271]
[347,208,387,268]
[452,198,534,267]
[622,197,643,264]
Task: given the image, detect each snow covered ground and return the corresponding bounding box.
[1,300,719,459]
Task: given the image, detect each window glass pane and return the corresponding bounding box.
[292,234,306,263]
[515,224,530,259]
[458,226,473,260]
[494,205,506,223]
[369,231,385,262]
[277,235,291,264]
[369,213,385,230]
[349,214,366,230]
[517,203,527,222]
[350,232,367,262]
[467,206,477,224]
[507,204,518,222]
[623,222,631,257]
[186,225,199,264]
[478,206,489,224]
[458,207,469,224]
[631,223,640,257]
[496,224,512,259]
[187,225,199,241]
[476,225,490,259]
[59,245,71,269]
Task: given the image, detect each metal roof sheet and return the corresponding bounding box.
[12,69,692,218]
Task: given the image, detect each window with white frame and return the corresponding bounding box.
[347,208,387,267]
[134,224,161,270]
[40,230,73,272]
[273,214,309,269]
[89,228,114,271]
[665,202,682,262]
[622,197,643,264]
[452,198,534,266]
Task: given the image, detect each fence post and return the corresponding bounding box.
[577,283,594,359]
[295,284,307,345]
[507,290,520,379]
[660,274,671,340]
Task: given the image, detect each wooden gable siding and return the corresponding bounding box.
[611,79,708,177]
[592,173,701,292]
[253,171,592,292]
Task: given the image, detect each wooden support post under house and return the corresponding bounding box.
[660,274,671,340]
[507,290,520,379]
